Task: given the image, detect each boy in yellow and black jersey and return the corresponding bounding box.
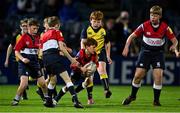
[81,10,112,104]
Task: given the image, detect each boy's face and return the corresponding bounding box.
[90,19,102,29]
[150,13,161,25]
[87,45,96,54]
[20,22,28,33]
[28,25,39,35]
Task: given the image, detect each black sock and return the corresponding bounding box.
[48,88,54,98]
[37,87,44,99]
[68,86,78,102]
[153,88,161,102]
[55,89,66,102]
[86,86,93,99]
[22,90,27,98]
[75,84,84,93]
[26,85,29,90]
[130,85,139,98]
[101,78,109,91]
[53,86,57,97]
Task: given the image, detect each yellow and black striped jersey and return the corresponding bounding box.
[81,25,109,54]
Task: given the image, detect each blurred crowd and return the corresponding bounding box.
[0,0,180,57]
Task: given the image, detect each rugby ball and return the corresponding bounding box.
[83,61,97,77]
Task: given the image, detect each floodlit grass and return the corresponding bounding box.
[0,85,180,112]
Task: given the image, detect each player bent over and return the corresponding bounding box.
[122,5,178,106]
[53,38,98,105]
[11,18,53,107]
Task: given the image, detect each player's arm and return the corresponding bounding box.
[58,41,77,64]
[122,24,143,57]
[122,33,137,57]
[80,27,87,49]
[15,51,30,64]
[169,37,178,52]
[166,26,178,52]
[14,35,30,64]
[105,41,112,64]
[81,39,87,49]
[104,31,112,64]
[4,44,13,67]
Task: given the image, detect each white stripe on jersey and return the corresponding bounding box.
[43,39,59,51]
[143,36,165,46]
[20,48,38,55]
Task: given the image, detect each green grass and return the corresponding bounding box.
[0,85,180,112]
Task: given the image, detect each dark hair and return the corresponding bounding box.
[84,38,98,47]
[28,18,40,26]
[20,18,28,25]
[47,16,60,27]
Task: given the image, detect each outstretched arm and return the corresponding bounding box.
[122,33,137,57]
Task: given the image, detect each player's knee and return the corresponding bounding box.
[133,76,142,83]
[100,74,108,79]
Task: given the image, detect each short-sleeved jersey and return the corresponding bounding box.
[15,33,40,51]
[14,33,40,61]
[134,20,175,51]
[40,29,64,53]
[81,25,109,54]
[71,49,98,72]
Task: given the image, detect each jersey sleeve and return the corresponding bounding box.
[165,26,175,40]
[133,24,144,37]
[56,30,64,42]
[80,27,88,39]
[104,30,110,43]
[14,35,26,52]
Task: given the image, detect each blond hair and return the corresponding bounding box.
[150,5,162,16]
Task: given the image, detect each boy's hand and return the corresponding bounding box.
[122,46,129,57]
[169,45,176,52]
[22,58,30,64]
[107,56,112,64]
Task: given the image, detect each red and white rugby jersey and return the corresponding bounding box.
[14,33,40,55]
[134,20,175,50]
[40,29,64,52]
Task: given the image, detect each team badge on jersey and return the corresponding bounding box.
[26,41,30,45]
[146,32,151,35]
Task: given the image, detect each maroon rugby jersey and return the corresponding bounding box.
[15,33,40,52]
[133,20,175,50]
[71,49,98,72]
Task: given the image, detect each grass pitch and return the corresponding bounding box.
[0,85,180,112]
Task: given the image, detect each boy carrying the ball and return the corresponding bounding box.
[53,38,98,105]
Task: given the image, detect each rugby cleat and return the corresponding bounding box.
[105,90,112,98]
[153,100,161,106]
[72,98,84,108]
[122,96,136,105]
[87,98,94,105]
[11,99,19,106]
[43,97,54,108]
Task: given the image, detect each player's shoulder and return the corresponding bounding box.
[143,20,151,26]
[160,21,168,28]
